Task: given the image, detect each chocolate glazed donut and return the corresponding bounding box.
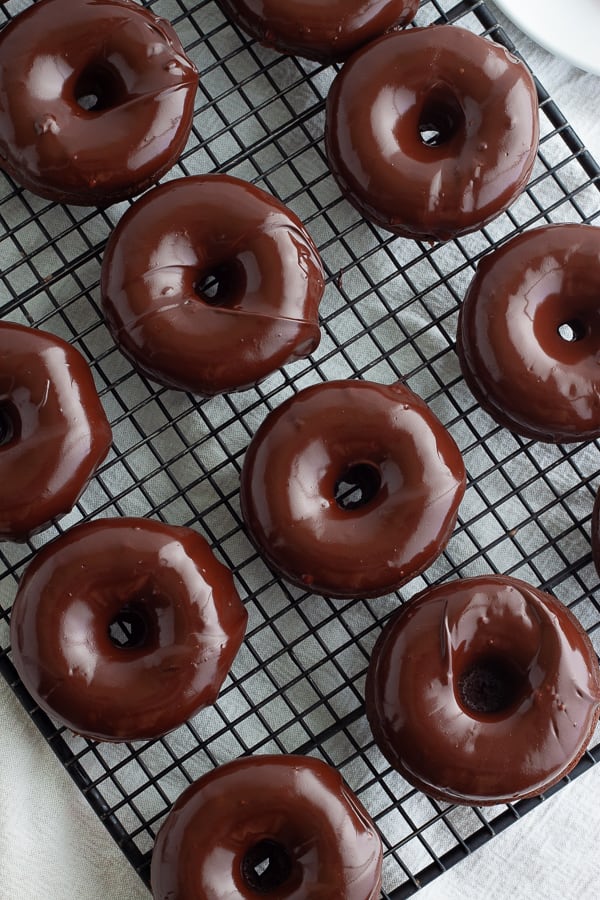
[10,518,248,742]
[366,575,600,805]
[0,322,112,542]
[240,380,465,599]
[0,0,197,205]
[217,0,418,63]
[457,224,600,442]
[151,755,383,900]
[101,175,324,396]
[326,25,539,241]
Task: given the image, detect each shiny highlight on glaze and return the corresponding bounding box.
[101,175,324,395]
[151,755,383,900]
[366,575,600,805]
[240,379,465,598]
[10,517,248,742]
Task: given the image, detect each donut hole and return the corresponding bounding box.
[557,319,588,342]
[241,839,292,893]
[74,63,127,112]
[335,462,382,511]
[194,260,246,308]
[418,87,465,147]
[458,655,525,716]
[108,603,150,650]
[0,401,17,447]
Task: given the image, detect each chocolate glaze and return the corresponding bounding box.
[0,322,112,542]
[0,0,197,206]
[151,755,383,900]
[457,224,600,443]
[101,175,324,396]
[240,380,465,599]
[325,25,539,241]
[366,575,600,805]
[10,517,248,742]
[216,0,418,63]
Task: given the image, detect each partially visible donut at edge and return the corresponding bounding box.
[457,224,600,442]
[151,755,383,899]
[101,175,324,396]
[0,0,198,205]
[216,0,419,63]
[0,321,112,542]
[326,25,539,241]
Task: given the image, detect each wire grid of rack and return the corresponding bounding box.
[1,0,599,896]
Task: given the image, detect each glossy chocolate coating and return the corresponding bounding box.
[240,380,465,598]
[0,0,197,206]
[457,224,600,442]
[326,25,539,241]
[101,175,324,396]
[216,0,418,63]
[366,575,600,805]
[151,755,383,900]
[10,517,248,742]
[0,322,112,542]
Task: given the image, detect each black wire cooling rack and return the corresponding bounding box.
[1,0,599,896]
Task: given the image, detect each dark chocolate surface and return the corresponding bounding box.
[0,0,198,205]
[366,575,600,805]
[326,25,539,240]
[151,755,383,899]
[216,0,418,62]
[10,517,248,742]
[457,223,600,442]
[240,379,466,598]
[101,174,324,396]
[0,322,112,542]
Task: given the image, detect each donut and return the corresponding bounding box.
[457,224,600,443]
[100,175,324,396]
[366,575,600,805]
[0,321,112,542]
[216,0,418,63]
[10,517,248,742]
[325,25,539,241]
[0,0,197,206]
[240,379,465,598]
[151,754,383,899]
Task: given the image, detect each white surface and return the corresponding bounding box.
[493,0,600,75]
[491,7,600,171]
[0,10,599,900]
[419,765,600,900]
[0,677,150,900]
